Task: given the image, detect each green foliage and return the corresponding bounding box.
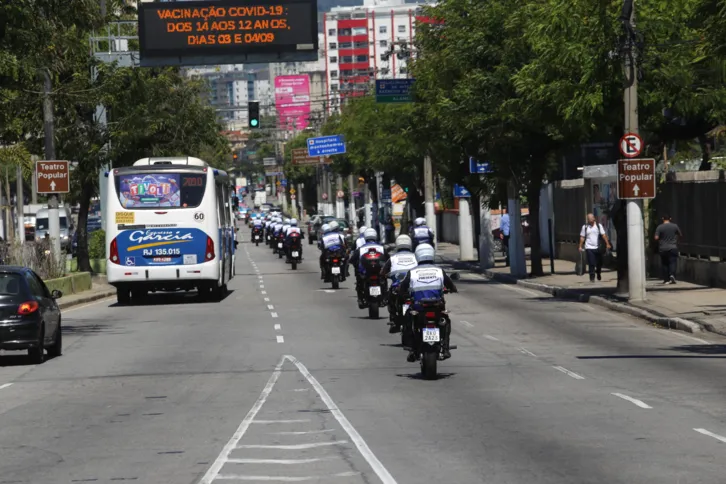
[88,230,106,259]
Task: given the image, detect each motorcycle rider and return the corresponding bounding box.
[319,222,347,280]
[355,226,368,250]
[282,218,292,237]
[284,218,303,261]
[381,235,418,329]
[350,228,386,304]
[410,217,435,249]
[398,243,458,362]
[272,217,284,251]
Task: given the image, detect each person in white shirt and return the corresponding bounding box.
[578,213,612,282]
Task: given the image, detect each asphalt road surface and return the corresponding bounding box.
[2,227,726,483]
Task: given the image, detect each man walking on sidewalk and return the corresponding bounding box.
[579,213,611,282]
[500,208,510,267]
[655,214,682,284]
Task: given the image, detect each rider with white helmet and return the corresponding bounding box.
[284,218,303,260]
[319,222,347,280]
[410,217,434,249]
[399,243,457,361]
[350,228,386,304]
[355,226,368,249]
[381,234,419,329]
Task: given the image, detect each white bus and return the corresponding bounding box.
[105,157,236,304]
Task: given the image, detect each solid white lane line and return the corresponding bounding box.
[519,348,537,357]
[227,457,335,465]
[215,471,360,481]
[459,320,474,328]
[553,366,585,380]
[271,312,279,318]
[274,324,281,330]
[611,393,652,409]
[252,419,311,424]
[268,305,275,310]
[694,428,726,444]
[271,429,335,436]
[0,383,13,390]
[236,441,348,450]
[286,355,398,484]
[277,335,285,343]
[198,356,286,484]
[484,335,499,341]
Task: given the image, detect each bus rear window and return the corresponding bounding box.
[115,173,207,209]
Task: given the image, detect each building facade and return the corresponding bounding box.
[323,0,432,108]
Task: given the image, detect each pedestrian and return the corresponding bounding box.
[578,213,611,282]
[654,214,682,284]
[499,208,510,266]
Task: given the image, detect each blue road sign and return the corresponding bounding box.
[453,184,471,198]
[375,79,415,96]
[281,179,287,186]
[469,157,493,174]
[307,135,346,157]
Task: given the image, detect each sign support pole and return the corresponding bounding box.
[348,174,356,226]
[624,3,646,302]
[41,69,62,264]
[424,155,436,248]
[336,174,345,219]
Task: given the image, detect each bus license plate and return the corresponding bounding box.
[369,286,381,296]
[292,251,299,257]
[423,328,440,342]
[331,267,341,274]
[153,257,172,263]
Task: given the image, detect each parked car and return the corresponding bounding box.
[0,267,63,364]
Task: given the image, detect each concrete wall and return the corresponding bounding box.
[437,211,460,245]
[649,253,726,289]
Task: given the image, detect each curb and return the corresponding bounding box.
[439,255,706,335]
[59,289,116,310]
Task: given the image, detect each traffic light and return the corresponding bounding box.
[248,101,260,128]
[403,186,409,193]
[233,152,238,161]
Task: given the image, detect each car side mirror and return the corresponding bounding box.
[51,289,63,299]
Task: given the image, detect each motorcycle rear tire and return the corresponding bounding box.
[278,250,283,259]
[255,241,259,247]
[331,274,339,290]
[421,349,438,380]
[368,302,379,320]
[292,260,297,270]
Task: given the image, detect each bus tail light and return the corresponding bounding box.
[205,236,215,261]
[110,238,119,264]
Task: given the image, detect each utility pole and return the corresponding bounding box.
[16,165,25,243]
[336,174,345,218]
[423,155,436,247]
[348,174,356,226]
[623,0,646,301]
[41,69,62,264]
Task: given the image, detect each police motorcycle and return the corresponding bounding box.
[410,217,435,250]
[319,222,348,290]
[277,219,291,259]
[383,235,418,334]
[351,229,387,320]
[251,221,264,246]
[399,243,458,380]
[284,219,303,270]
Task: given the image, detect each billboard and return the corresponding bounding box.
[138,0,319,67]
[275,75,310,131]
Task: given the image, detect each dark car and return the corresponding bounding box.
[0,267,63,364]
[308,215,336,244]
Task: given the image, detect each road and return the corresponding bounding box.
[1,226,726,483]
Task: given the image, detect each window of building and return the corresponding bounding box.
[329,42,337,49]
[329,56,337,63]
[331,83,339,91]
[330,70,338,79]
[352,26,367,36]
[354,41,368,48]
[355,55,368,63]
[398,25,406,33]
[380,53,387,62]
[379,25,387,34]
[339,41,353,49]
[341,55,353,63]
[399,66,407,74]
[338,28,351,36]
[328,28,336,36]
[379,40,387,47]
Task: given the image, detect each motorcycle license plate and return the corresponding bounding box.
[402,303,410,314]
[369,286,381,296]
[331,267,341,274]
[255,235,260,240]
[278,243,283,248]
[423,328,440,342]
[292,251,299,257]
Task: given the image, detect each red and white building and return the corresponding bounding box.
[323,0,435,108]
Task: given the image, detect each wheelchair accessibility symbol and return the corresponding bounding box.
[125,256,135,266]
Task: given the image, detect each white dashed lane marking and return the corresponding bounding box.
[611,393,652,409]
[694,428,726,444]
[553,366,585,380]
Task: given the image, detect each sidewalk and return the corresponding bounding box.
[436,242,726,336]
[58,280,116,310]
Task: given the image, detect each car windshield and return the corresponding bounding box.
[36,217,68,231]
[336,220,350,229]
[0,273,23,297]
